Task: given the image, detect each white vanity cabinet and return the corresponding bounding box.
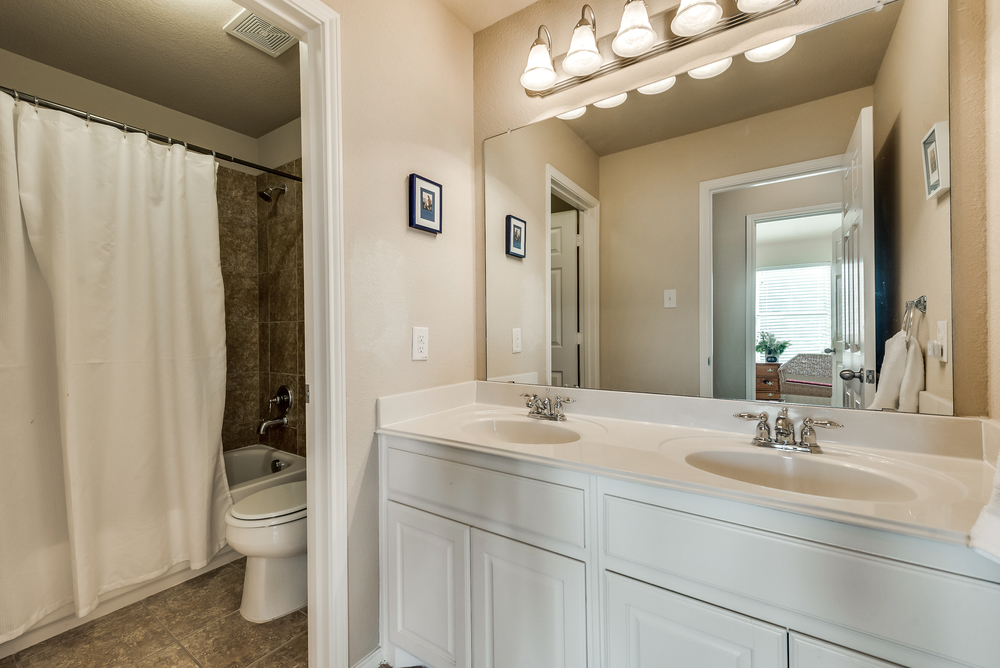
[605,572,787,668]
[471,529,588,668]
[789,634,901,668]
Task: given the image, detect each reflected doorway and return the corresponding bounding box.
[551,195,580,387]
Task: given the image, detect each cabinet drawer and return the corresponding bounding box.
[388,447,587,550]
[605,571,786,668]
[755,391,781,401]
[756,364,779,377]
[603,494,1000,668]
[755,377,780,391]
[790,634,900,668]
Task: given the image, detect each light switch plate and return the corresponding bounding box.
[412,327,428,360]
[664,289,677,308]
[937,321,948,362]
[512,328,522,354]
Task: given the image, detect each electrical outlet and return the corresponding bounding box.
[664,289,676,308]
[512,328,522,354]
[412,327,428,361]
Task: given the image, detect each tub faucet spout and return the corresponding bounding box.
[259,417,288,435]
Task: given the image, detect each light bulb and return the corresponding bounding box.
[594,93,628,108]
[557,107,587,120]
[688,56,732,79]
[564,5,602,77]
[637,76,677,95]
[744,36,796,63]
[736,0,784,12]
[520,26,557,92]
[671,0,723,37]
[612,0,657,58]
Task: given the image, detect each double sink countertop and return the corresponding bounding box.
[377,383,996,548]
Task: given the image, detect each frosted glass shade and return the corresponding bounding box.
[557,107,587,120]
[744,36,796,63]
[520,42,557,91]
[594,93,628,108]
[564,24,603,76]
[736,0,784,12]
[688,56,732,79]
[637,76,677,95]
[671,0,723,37]
[612,0,657,58]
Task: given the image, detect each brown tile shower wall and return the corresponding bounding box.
[257,159,306,457]
[219,167,261,451]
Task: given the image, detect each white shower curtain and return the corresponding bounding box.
[0,99,231,639]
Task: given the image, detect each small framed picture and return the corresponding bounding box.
[921,122,950,200]
[506,215,526,258]
[409,173,443,233]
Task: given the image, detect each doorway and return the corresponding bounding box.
[550,195,580,388]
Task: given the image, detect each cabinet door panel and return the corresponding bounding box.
[790,634,902,668]
[388,502,470,668]
[606,572,786,668]
[471,529,587,668]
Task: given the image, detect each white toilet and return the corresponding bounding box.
[225,480,307,623]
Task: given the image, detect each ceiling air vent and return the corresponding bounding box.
[224,9,297,58]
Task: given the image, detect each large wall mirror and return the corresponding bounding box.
[484,0,954,414]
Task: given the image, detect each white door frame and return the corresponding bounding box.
[698,155,842,398]
[744,204,841,399]
[238,2,346,667]
[546,165,600,389]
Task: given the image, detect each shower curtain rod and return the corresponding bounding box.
[0,85,302,182]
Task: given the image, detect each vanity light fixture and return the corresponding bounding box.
[671,0,724,37]
[688,56,733,79]
[593,92,628,108]
[637,76,677,95]
[736,0,785,12]
[744,35,796,63]
[556,106,588,120]
[564,5,603,77]
[612,0,657,58]
[520,26,557,92]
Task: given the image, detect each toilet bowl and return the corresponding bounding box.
[225,480,307,623]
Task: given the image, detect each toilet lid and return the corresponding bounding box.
[231,481,306,520]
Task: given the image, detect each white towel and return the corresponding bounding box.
[898,336,924,413]
[971,450,1000,564]
[869,331,908,410]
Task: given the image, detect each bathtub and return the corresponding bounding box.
[225,444,306,504]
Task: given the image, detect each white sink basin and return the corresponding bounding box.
[462,419,581,445]
[685,449,918,502]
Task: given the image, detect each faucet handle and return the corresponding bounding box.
[555,395,575,406]
[803,417,843,430]
[734,411,768,422]
[519,393,539,408]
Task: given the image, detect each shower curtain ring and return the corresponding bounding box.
[85,112,91,126]
[12,90,18,104]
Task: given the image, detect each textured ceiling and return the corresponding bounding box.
[561,3,903,157]
[0,0,300,138]
[439,0,540,33]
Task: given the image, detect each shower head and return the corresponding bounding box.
[259,184,287,202]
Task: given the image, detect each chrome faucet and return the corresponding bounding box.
[519,392,575,421]
[260,385,293,435]
[734,410,842,454]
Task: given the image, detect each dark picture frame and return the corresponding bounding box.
[506,215,526,258]
[408,173,443,233]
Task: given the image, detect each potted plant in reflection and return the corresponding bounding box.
[756,332,790,364]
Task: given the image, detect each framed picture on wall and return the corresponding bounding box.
[506,215,527,258]
[408,173,443,233]
[921,122,950,200]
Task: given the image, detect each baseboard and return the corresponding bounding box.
[353,646,386,668]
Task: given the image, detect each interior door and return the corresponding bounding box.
[551,210,579,387]
[830,228,845,407]
[840,107,876,409]
[471,528,587,668]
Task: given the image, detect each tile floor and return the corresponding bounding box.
[2,559,308,668]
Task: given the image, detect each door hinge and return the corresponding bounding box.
[576,332,583,345]
[576,234,582,247]
[305,384,310,403]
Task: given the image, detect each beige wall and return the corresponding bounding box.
[597,89,871,396]
[484,118,599,382]
[711,172,844,400]
[872,0,952,403]
[313,0,476,662]
[0,48,303,172]
[987,1,1000,420]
